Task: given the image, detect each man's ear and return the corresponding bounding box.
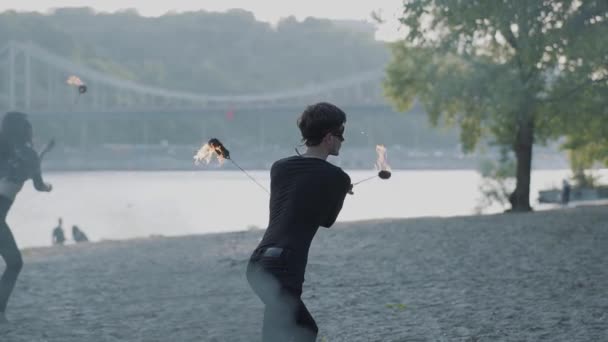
[321,132,332,145]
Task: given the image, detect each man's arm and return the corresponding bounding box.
[321,171,351,228]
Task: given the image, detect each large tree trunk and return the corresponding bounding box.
[509,116,534,212]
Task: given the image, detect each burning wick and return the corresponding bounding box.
[193,138,228,165]
[378,170,392,179]
[67,75,87,94]
[67,75,87,106]
[194,138,269,194]
[207,138,230,160]
[352,145,392,186]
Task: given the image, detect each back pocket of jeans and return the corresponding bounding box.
[259,256,288,273]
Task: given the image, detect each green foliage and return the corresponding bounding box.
[385,1,608,206]
[475,147,516,213]
[0,8,389,94]
[547,64,608,171]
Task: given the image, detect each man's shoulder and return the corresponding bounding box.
[273,155,299,165]
[271,156,346,175]
[329,164,350,183]
[271,156,297,170]
[272,156,336,169]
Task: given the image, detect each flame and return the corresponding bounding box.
[193,142,225,165]
[375,145,391,171]
[66,75,84,86]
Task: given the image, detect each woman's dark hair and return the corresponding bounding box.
[297,102,346,147]
[1,111,33,146]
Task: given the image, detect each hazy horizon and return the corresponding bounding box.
[0,0,406,41]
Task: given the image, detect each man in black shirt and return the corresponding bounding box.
[247,102,352,341]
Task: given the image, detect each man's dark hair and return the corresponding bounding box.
[297,102,346,147]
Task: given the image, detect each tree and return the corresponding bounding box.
[547,5,608,184]
[384,0,608,211]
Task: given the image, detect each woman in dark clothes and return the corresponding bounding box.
[0,112,52,323]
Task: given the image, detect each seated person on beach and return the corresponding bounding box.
[72,225,89,243]
[52,218,66,246]
[561,179,571,205]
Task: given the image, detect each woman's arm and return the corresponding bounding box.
[29,148,52,192]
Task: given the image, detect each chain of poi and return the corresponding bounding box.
[227,158,269,194]
[202,138,269,194]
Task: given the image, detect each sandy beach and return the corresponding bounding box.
[1,205,607,342]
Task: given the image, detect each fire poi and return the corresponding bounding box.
[352,144,392,186]
[66,75,88,105]
[194,138,269,194]
[67,75,87,94]
[378,170,392,179]
[195,139,391,193]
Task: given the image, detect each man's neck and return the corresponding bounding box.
[301,146,329,160]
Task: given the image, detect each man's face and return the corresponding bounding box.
[327,125,345,156]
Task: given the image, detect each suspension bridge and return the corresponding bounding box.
[0,41,468,171]
[0,41,387,114]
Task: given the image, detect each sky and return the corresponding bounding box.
[0,0,406,41]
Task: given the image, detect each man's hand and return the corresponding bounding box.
[348,184,354,195]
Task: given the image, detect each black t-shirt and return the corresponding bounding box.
[256,155,351,281]
[0,143,41,200]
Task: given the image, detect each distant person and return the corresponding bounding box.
[52,218,66,246]
[0,112,52,323]
[562,179,571,205]
[246,103,352,341]
[72,225,89,243]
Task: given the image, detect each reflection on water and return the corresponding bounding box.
[9,169,605,248]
